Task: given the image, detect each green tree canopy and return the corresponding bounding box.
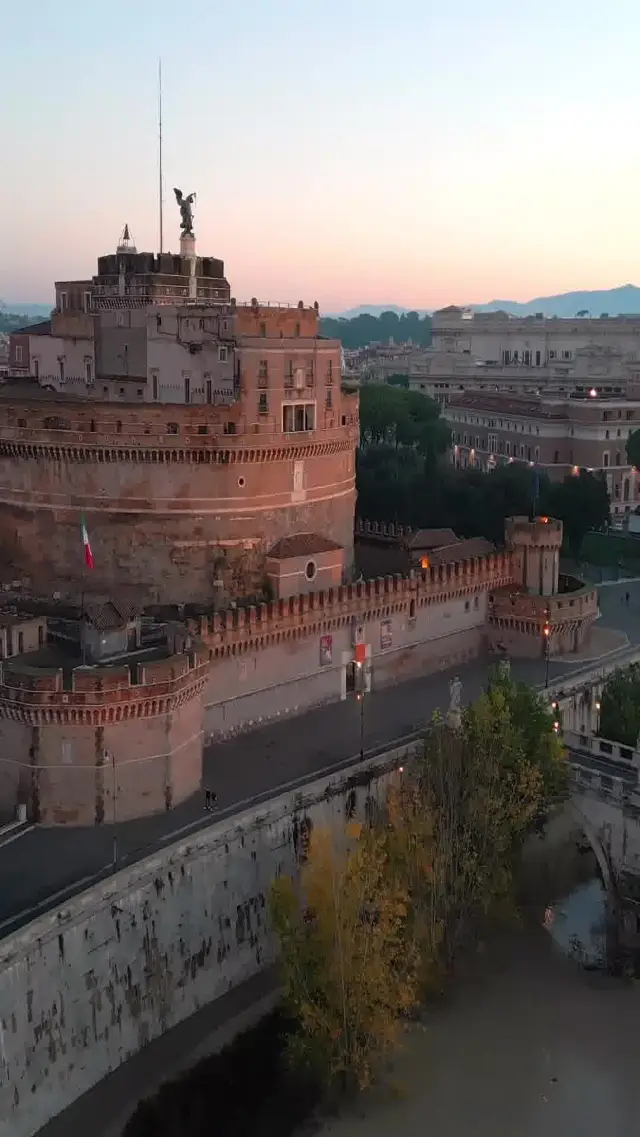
[626,428,640,469]
[358,385,450,464]
[321,310,432,349]
[599,665,640,748]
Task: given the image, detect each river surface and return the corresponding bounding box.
[321,862,640,1137]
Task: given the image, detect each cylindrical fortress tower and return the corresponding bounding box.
[505,515,562,595]
[0,393,358,606]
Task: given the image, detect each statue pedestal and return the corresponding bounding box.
[446,709,462,732]
[180,233,196,258]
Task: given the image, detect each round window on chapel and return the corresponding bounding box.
[305,560,317,582]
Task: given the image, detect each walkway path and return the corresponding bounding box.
[2,580,640,938]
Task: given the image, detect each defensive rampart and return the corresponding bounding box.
[197,547,520,736]
[0,647,210,824]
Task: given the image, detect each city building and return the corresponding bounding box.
[446,389,640,516]
[3,220,357,606]
[408,345,637,406]
[432,306,640,364]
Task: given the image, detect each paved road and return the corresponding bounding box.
[1,579,640,939]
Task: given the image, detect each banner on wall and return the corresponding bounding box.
[319,634,333,666]
[380,619,392,649]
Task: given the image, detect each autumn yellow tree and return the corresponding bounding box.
[269,822,419,1092]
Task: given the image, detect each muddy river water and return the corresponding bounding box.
[322,850,640,1137]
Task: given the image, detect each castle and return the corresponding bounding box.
[0,207,599,827]
[5,223,357,607]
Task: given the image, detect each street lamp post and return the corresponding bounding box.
[543,616,551,688]
[109,751,118,873]
[355,659,365,759]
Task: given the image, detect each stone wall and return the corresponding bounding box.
[0,744,411,1137]
[200,555,516,737]
[0,398,358,606]
[0,649,209,824]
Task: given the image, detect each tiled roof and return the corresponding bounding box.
[267,533,344,560]
[407,528,458,550]
[427,537,495,565]
[83,600,141,631]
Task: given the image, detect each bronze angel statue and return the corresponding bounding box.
[173,188,196,236]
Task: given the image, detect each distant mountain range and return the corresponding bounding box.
[0,302,51,318]
[328,304,431,319]
[333,285,640,320]
[6,285,640,323]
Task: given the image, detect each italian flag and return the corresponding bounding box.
[81,514,94,570]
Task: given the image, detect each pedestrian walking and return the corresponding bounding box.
[205,790,218,811]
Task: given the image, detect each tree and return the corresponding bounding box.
[386,672,566,970]
[358,385,450,462]
[544,470,609,554]
[599,664,640,747]
[320,311,432,349]
[627,428,640,470]
[269,824,419,1092]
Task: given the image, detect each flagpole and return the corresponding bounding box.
[80,511,86,666]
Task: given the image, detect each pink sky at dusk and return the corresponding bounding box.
[2,0,640,312]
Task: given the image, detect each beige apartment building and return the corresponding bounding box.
[432,306,640,364]
[447,390,640,517]
[409,345,636,406]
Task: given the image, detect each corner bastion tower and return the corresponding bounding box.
[3,206,358,608]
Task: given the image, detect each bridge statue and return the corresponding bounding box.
[447,675,463,730]
[173,188,196,236]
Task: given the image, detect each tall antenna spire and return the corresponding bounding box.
[158,58,164,255]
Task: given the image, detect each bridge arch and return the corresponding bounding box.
[566,799,614,892]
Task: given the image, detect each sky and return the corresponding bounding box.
[2,0,640,312]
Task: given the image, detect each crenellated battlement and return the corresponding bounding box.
[355,518,412,542]
[193,547,519,658]
[0,644,211,724]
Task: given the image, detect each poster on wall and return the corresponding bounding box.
[380,619,392,649]
[319,634,333,666]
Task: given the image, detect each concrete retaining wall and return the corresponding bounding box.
[0,743,413,1137]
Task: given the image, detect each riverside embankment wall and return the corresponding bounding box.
[0,744,413,1137]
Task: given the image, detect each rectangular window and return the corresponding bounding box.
[85,359,92,384]
[295,322,301,337]
[327,359,333,383]
[33,358,39,379]
[152,373,159,401]
[603,451,610,467]
[326,388,333,410]
[60,291,68,312]
[258,359,268,380]
[84,291,91,313]
[15,345,23,363]
[59,358,65,383]
[259,322,266,338]
[282,402,315,433]
[306,360,314,385]
[218,345,228,362]
[184,375,191,404]
[258,392,268,414]
[535,350,541,366]
[488,433,497,453]
[284,361,294,388]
